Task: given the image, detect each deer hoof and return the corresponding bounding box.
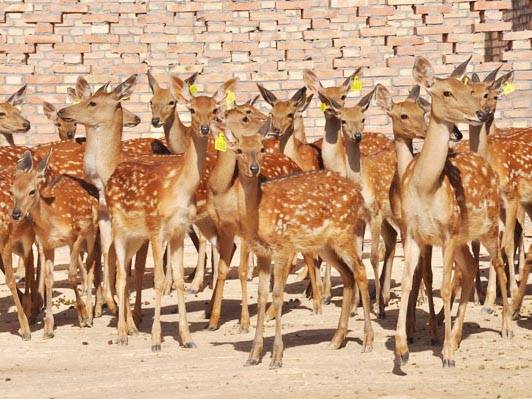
[184,341,197,349]
[21,332,31,341]
[442,359,455,368]
[244,358,260,367]
[151,344,161,352]
[269,360,283,370]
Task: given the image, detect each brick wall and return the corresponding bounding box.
[0,0,530,145]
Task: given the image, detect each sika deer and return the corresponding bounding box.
[394,56,512,368]
[256,85,319,171]
[43,102,77,141]
[0,85,31,146]
[105,76,235,349]
[12,151,99,337]
[314,86,397,318]
[213,119,372,368]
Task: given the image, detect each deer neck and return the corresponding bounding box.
[180,128,209,195]
[209,149,237,195]
[84,106,123,187]
[394,136,414,179]
[344,138,362,185]
[293,115,307,142]
[238,171,261,242]
[321,115,347,176]
[3,133,15,146]
[163,110,189,154]
[412,115,453,196]
[469,115,495,159]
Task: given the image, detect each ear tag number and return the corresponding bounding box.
[226,90,236,110]
[503,82,516,95]
[350,75,362,93]
[188,84,198,96]
[463,76,469,85]
[214,132,227,152]
[320,102,329,112]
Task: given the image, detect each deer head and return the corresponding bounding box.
[225,110,270,177]
[170,75,237,138]
[57,75,138,128]
[64,76,141,128]
[304,67,362,107]
[256,85,312,138]
[11,150,51,221]
[43,101,77,140]
[318,87,376,142]
[413,56,489,126]
[147,70,198,128]
[0,85,31,135]
[465,66,514,118]
[375,85,431,140]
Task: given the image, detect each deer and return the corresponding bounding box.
[304,69,399,315]
[43,101,77,141]
[511,243,531,318]
[393,56,512,369]
[214,117,372,368]
[0,84,31,146]
[104,75,235,350]
[205,104,324,332]
[256,85,320,171]
[12,151,99,338]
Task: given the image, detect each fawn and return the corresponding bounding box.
[394,56,512,368]
[0,84,31,146]
[12,151,99,338]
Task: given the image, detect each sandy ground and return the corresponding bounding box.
[0,235,531,399]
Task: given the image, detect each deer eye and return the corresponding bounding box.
[236,149,242,154]
[246,109,252,114]
[361,118,365,123]
[341,120,346,125]
[0,112,5,117]
[287,113,294,118]
[89,101,96,107]
[213,108,219,115]
[400,114,408,120]
[29,189,36,196]
[341,95,346,100]
[168,100,175,106]
[242,116,249,123]
[494,96,498,100]
[443,91,452,97]
[260,147,266,153]
[189,108,195,114]
[483,93,488,99]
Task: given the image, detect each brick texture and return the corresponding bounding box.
[0,0,530,145]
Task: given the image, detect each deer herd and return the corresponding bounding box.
[0,56,530,369]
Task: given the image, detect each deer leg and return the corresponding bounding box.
[77,253,88,296]
[238,239,250,333]
[323,263,332,305]
[84,231,97,326]
[113,235,133,346]
[304,253,322,314]
[471,241,484,304]
[502,199,519,298]
[207,229,235,331]
[69,238,90,328]
[483,262,498,313]
[483,229,513,340]
[98,206,117,315]
[188,232,207,295]
[266,253,294,321]
[350,220,365,315]
[170,233,195,348]
[380,220,397,308]
[512,244,531,319]
[93,238,103,318]
[42,248,55,339]
[163,246,173,295]
[369,216,384,319]
[132,241,148,327]
[2,246,31,340]
[394,235,421,366]
[270,254,291,369]
[406,261,423,343]
[421,246,438,345]
[441,238,458,368]
[246,255,271,366]
[150,234,165,352]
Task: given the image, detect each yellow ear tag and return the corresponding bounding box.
[503,82,516,95]
[226,90,236,110]
[122,97,130,102]
[188,84,198,96]
[214,132,227,152]
[320,102,329,112]
[72,98,80,104]
[463,76,469,86]
[350,75,362,93]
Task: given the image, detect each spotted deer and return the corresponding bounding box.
[205,105,323,332]
[0,85,31,146]
[105,76,235,350]
[394,56,512,369]
[512,243,531,318]
[12,151,99,338]
[43,101,77,141]
[256,85,320,171]
[216,120,372,368]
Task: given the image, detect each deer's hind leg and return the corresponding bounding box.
[132,241,148,327]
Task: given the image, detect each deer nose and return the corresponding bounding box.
[12,208,22,221]
[476,110,489,122]
[22,121,30,131]
[67,131,75,139]
[151,117,160,127]
[354,131,362,142]
[250,164,260,176]
[134,116,141,125]
[200,125,210,135]
[451,126,463,142]
[272,127,281,135]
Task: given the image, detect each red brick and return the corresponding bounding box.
[360,27,396,37]
[25,35,62,44]
[23,14,62,23]
[50,4,89,13]
[0,44,35,53]
[358,6,395,17]
[82,35,119,44]
[415,26,452,35]
[54,43,91,53]
[414,4,452,14]
[81,14,120,23]
[473,1,512,10]
[275,1,312,9]
[473,22,512,32]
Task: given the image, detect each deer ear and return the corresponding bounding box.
[299,94,313,113]
[249,95,260,106]
[258,117,271,138]
[36,150,51,177]
[413,57,435,89]
[491,71,514,93]
[16,151,33,173]
[76,76,92,99]
[66,88,79,104]
[256,84,278,107]
[450,55,472,78]
[290,87,307,108]
[184,72,199,87]
[303,69,323,94]
[214,78,239,104]
[406,85,420,102]
[484,65,502,83]
[417,97,432,114]
[357,87,376,112]
[113,74,137,101]
[375,84,393,112]
[470,73,480,83]
[95,82,110,95]
[342,67,362,92]
[169,74,191,105]
[318,92,341,115]
[43,102,58,122]
[7,85,27,107]
[147,70,159,94]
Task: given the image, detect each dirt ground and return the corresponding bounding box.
[0,234,530,399]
